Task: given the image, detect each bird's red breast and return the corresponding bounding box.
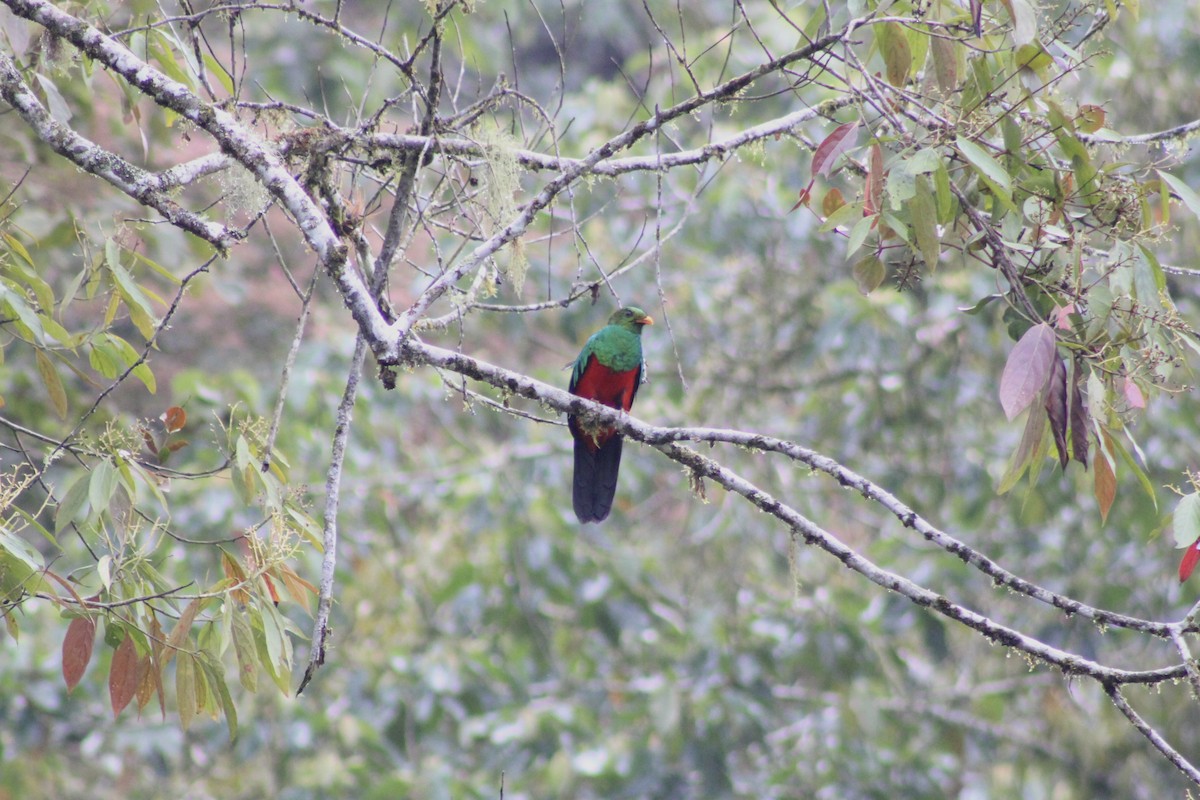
[569,356,640,451]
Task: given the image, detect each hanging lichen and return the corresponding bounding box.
[472,119,528,294]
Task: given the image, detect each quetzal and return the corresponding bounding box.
[568,306,653,522]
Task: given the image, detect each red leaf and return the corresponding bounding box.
[1123,376,1145,409]
[62,616,97,693]
[1181,541,1200,583]
[999,322,1057,421]
[811,121,860,179]
[790,181,814,212]
[109,634,139,718]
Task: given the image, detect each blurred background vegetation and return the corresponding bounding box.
[2,0,1200,798]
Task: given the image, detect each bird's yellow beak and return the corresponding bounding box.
[637,315,654,326]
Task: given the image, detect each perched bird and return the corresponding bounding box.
[568,306,653,522]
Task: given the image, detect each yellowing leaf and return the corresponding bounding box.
[1078,105,1105,133]
[35,350,67,419]
[930,35,960,93]
[878,22,912,86]
[176,651,196,730]
[822,188,846,217]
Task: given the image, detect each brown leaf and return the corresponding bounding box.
[62,616,97,693]
[821,188,846,217]
[164,598,202,666]
[1044,353,1068,469]
[1094,434,1116,523]
[139,425,158,456]
[1070,357,1089,468]
[109,633,139,718]
[136,650,157,713]
[811,121,860,179]
[999,322,1057,420]
[146,613,167,719]
[161,406,187,433]
[222,551,250,604]
[276,564,315,614]
[865,143,884,218]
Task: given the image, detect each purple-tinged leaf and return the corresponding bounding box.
[1044,354,1068,469]
[811,121,859,179]
[1070,357,1089,468]
[1000,322,1056,421]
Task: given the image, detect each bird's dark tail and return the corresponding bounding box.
[572,435,624,522]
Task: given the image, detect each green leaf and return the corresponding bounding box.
[55,471,91,534]
[998,407,1047,494]
[13,506,59,549]
[1174,493,1200,548]
[887,148,941,210]
[852,255,886,295]
[88,460,119,520]
[1007,0,1038,46]
[0,528,45,600]
[1110,433,1156,508]
[956,137,1017,212]
[105,241,160,341]
[1157,171,1200,224]
[0,282,46,343]
[911,174,940,268]
[846,215,875,256]
[197,651,238,740]
[934,162,954,224]
[202,52,235,96]
[149,31,196,91]
[819,200,862,232]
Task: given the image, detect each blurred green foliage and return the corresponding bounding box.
[0,0,1199,798]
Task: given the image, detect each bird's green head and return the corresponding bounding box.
[608,306,654,333]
